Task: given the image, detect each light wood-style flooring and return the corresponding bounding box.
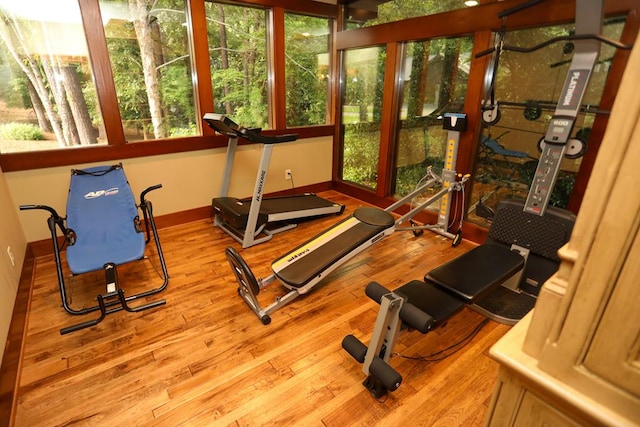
[11,191,510,426]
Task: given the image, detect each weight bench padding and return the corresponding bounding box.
[272,207,395,288]
[394,280,464,329]
[66,165,145,274]
[425,244,525,303]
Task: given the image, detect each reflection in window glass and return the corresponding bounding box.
[285,13,330,127]
[469,18,626,226]
[0,0,104,153]
[341,46,385,190]
[394,37,473,198]
[101,0,196,141]
[344,1,467,29]
[205,2,267,129]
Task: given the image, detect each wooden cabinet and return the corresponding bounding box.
[485,31,640,427]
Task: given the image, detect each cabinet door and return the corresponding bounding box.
[513,392,581,427]
[583,226,640,397]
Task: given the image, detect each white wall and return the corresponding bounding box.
[7,136,333,242]
[0,166,27,367]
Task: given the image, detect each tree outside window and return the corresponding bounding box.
[205,2,268,130]
[341,46,386,190]
[0,0,103,153]
[284,13,330,127]
[393,37,472,198]
[101,0,197,141]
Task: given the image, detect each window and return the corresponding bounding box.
[285,13,330,127]
[340,46,386,190]
[205,2,268,129]
[101,0,196,141]
[393,37,473,198]
[468,18,626,226]
[0,0,104,153]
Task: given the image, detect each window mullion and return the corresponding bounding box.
[186,0,215,136]
[270,7,286,128]
[78,0,126,145]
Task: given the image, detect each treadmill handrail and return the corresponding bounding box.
[203,112,298,145]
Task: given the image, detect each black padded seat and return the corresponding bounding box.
[394,280,464,327]
[272,207,395,288]
[425,244,525,303]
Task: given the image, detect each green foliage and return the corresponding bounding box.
[106,34,149,126]
[0,122,43,140]
[208,3,268,128]
[394,157,445,196]
[342,122,380,187]
[159,65,195,132]
[285,14,329,126]
[170,122,196,137]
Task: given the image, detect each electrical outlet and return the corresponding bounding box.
[285,169,292,180]
[7,246,15,267]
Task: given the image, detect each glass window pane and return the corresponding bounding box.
[341,46,386,190]
[100,0,196,141]
[468,18,626,226]
[345,0,472,29]
[394,37,473,199]
[0,0,105,153]
[205,2,268,129]
[285,13,330,127]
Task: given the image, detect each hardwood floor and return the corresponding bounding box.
[10,191,510,426]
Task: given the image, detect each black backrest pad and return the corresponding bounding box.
[487,199,576,261]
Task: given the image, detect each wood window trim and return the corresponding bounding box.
[0,0,338,172]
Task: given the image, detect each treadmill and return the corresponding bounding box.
[204,113,345,248]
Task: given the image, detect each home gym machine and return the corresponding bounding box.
[204,113,345,248]
[226,113,470,324]
[342,0,633,398]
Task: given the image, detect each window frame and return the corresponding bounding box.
[0,0,338,172]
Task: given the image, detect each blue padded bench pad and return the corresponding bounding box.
[65,165,145,275]
[425,244,525,303]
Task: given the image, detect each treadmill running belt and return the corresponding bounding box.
[258,194,341,214]
[272,207,395,288]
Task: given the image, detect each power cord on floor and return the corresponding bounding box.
[393,318,490,362]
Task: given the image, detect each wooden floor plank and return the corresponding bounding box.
[11,190,511,426]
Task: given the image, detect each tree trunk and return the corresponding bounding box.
[60,65,97,145]
[129,0,166,139]
[26,79,52,133]
[41,57,80,146]
[0,23,65,145]
[438,39,460,110]
[217,4,232,115]
[408,41,430,119]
